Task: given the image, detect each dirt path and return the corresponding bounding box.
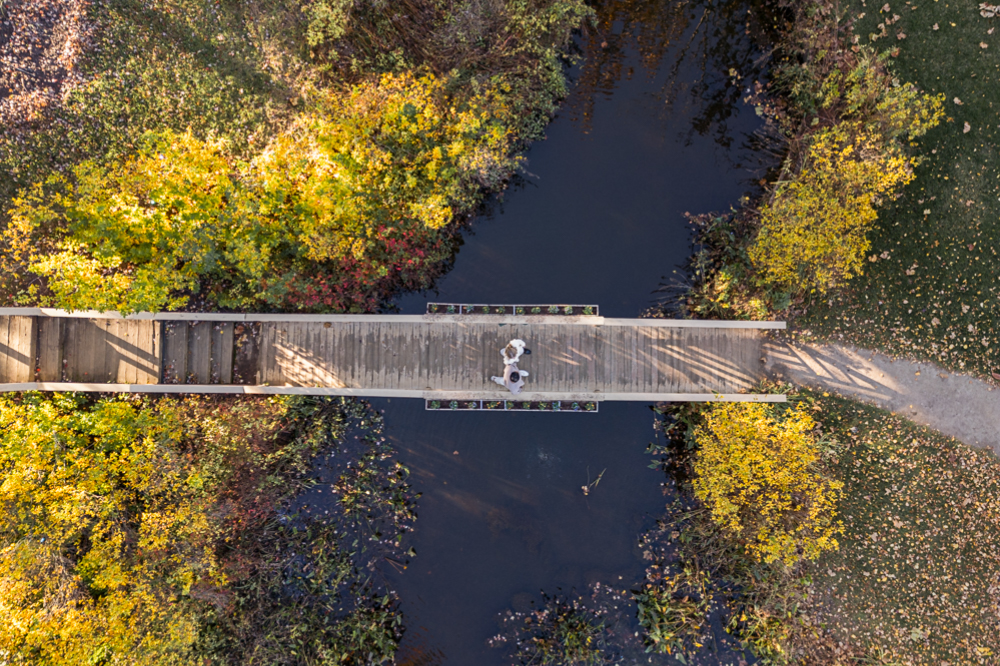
[763,338,1000,456]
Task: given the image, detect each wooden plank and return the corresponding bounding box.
[258,323,275,385]
[22,316,37,383]
[210,323,225,384]
[151,320,163,383]
[186,322,210,384]
[76,319,99,382]
[37,317,62,382]
[1,316,17,382]
[124,319,140,384]
[163,321,188,384]
[102,319,120,383]
[2,316,37,383]
[110,320,127,384]
[217,322,234,384]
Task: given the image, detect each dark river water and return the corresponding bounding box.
[373,2,767,663]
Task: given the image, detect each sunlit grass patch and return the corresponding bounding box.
[802,0,1000,378]
[810,391,1000,664]
[0,0,307,208]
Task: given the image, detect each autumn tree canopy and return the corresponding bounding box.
[691,401,843,565]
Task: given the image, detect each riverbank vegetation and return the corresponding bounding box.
[0,0,592,313]
[801,0,1000,378]
[0,393,416,664]
[645,387,1000,665]
[672,0,942,320]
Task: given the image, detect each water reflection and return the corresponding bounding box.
[568,0,783,153]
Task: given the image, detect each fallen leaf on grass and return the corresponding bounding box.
[954,97,964,105]
[933,23,940,29]
[981,42,990,48]
[964,121,972,133]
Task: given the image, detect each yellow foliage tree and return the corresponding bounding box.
[748,123,914,294]
[691,402,843,566]
[0,393,218,665]
[5,72,522,314]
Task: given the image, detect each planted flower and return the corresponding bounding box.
[584,402,596,411]
[495,306,505,314]
[571,402,580,411]
[429,304,439,313]
[531,307,542,314]
[516,306,525,315]
[449,400,459,410]
[538,402,549,410]
[548,305,559,314]
[481,306,489,314]
[430,400,441,409]
[582,306,594,316]
[553,401,562,411]
[564,306,573,315]
[467,401,479,409]
[522,401,531,409]
[447,305,456,314]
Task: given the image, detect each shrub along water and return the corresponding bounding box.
[669,0,942,319]
[644,386,1000,665]
[0,0,592,313]
[0,393,417,664]
[802,0,1000,379]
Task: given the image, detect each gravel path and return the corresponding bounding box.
[763,337,1000,456]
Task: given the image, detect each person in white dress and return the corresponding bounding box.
[491,339,530,393]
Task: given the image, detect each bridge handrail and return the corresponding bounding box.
[0,308,785,329]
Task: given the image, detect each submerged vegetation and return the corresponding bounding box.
[0,393,415,664]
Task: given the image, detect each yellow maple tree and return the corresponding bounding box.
[692,401,843,566]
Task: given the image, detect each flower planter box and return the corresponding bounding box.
[425,399,598,412]
[426,303,599,316]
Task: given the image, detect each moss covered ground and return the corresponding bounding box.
[802,0,1000,379]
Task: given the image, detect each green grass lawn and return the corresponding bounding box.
[0,0,311,207]
[808,391,1000,663]
[801,0,1000,378]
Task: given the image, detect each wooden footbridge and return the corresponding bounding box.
[0,309,785,403]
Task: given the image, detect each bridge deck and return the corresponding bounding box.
[0,310,785,401]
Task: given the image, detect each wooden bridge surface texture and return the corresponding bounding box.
[0,310,785,402]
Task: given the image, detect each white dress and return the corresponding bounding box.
[491,339,529,393]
